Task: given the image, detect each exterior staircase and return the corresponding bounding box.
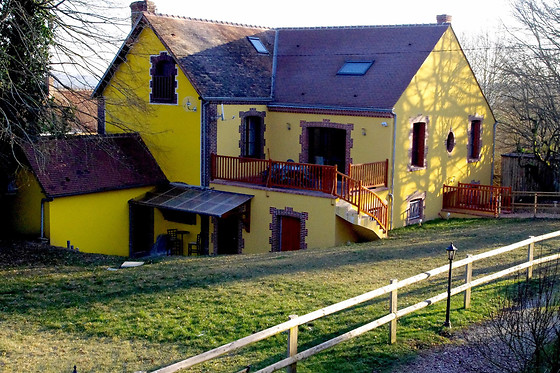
[335,200,388,239]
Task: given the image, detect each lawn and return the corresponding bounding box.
[1,218,559,372]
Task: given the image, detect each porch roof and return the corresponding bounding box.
[131,184,253,218]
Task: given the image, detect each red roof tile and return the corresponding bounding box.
[22,134,167,198]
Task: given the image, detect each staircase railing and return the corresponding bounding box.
[336,172,388,231]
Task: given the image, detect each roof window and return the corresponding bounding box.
[248,37,268,54]
[337,61,374,76]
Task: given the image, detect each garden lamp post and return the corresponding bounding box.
[444,242,457,328]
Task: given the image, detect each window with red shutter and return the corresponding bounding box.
[411,122,426,168]
[469,120,482,160]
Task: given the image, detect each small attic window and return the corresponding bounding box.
[337,61,374,76]
[248,37,268,54]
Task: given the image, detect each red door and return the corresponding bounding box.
[280,216,301,251]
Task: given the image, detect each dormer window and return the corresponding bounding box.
[337,61,374,76]
[248,37,268,54]
[150,52,178,104]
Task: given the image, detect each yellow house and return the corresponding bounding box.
[11,3,497,257]
[9,134,167,256]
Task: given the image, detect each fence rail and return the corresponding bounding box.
[151,230,560,373]
[511,191,560,216]
[442,183,512,216]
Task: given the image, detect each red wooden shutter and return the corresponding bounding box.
[412,122,426,167]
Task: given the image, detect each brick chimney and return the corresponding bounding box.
[130,1,157,26]
[436,14,452,24]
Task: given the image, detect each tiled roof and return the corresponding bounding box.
[272,24,449,109]
[22,134,167,198]
[95,14,450,109]
[144,13,275,99]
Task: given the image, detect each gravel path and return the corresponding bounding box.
[388,326,506,373]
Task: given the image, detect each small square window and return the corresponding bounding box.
[248,37,268,54]
[409,198,423,222]
[337,61,374,76]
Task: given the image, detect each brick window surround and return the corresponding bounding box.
[239,108,266,158]
[269,207,308,252]
[299,119,353,174]
[467,115,483,163]
[408,115,429,171]
[149,51,178,104]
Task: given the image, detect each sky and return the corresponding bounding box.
[115,0,516,37]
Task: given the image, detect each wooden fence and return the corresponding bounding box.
[442,183,512,216]
[511,191,560,216]
[151,231,560,373]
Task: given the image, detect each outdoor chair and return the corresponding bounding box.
[188,234,201,256]
[166,229,182,255]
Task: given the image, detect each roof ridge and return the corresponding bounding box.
[148,12,271,30]
[277,23,447,30]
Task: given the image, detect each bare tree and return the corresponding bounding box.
[498,0,560,190]
[0,0,136,185]
[466,261,560,373]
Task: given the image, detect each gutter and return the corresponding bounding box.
[389,109,397,231]
[201,99,209,187]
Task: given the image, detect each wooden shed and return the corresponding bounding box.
[501,153,555,192]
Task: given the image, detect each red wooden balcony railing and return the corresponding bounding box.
[349,159,388,188]
[211,154,388,231]
[211,154,337,194]
[442,183,512,216]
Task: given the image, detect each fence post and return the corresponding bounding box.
[464,255,473,309]
[389,279,398,344]
[534,193,538,217]
[527,236,535,281]
[287,314,299,373]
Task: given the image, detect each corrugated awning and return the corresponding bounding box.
[130,184,253,217]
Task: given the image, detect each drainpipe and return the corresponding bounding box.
[201,99,209,187]
[388,109,397,230]
[490,121,498,185]
[40,197,53,239]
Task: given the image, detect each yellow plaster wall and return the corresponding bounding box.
[103,26,201,185]
[47,187,153,256]
[217,107,392,166]
[210,183,339,254]
[9,169,45,236]
[391,28,495,228]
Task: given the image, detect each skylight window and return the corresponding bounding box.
[248,37,268,54]
[337,61,374,76]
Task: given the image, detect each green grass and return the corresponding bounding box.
[0,218,559,372]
